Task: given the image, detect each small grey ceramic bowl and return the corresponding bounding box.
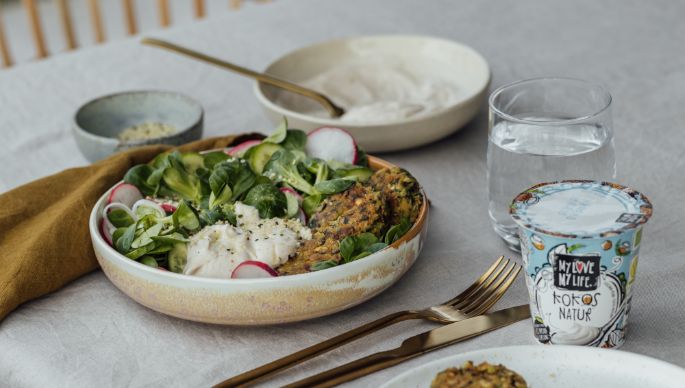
[73,90,204,162]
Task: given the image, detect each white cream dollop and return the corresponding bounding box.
[182,203,311,278]
[274,61,460,123]
[550,324,599,345]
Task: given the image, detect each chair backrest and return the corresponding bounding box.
[0,0,270,69]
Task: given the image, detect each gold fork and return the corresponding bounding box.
[215,256,522,388]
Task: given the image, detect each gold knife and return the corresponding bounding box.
[281,304,530,388]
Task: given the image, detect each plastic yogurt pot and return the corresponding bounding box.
[510,180,652,348]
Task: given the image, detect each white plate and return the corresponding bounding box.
[255,35,490,152]
[382,345,685,388]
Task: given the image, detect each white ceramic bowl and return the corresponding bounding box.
[254,35,490,152]
[89,156,429,325]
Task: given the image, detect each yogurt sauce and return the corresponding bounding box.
[274,61,461,123]
[183,203,312,278]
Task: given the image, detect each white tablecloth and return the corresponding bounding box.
[1,0,684,386]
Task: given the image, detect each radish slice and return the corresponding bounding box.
[102,203,137,231]
[228,140,261,157]
[132,199,165,218]
[305,127,357,164]
[231,261,278,278]
[107,183,143,208]
[99,218,114,246]
[161,203,177,213]
[279,187,303,204]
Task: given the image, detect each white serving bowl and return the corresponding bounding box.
[254,35,490,152]
[89,156,429,325]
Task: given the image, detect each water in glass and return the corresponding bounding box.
[487,118,616,249]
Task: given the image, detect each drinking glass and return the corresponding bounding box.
[487,77,616,250]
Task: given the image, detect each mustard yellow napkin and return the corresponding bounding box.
[0,133,261,322]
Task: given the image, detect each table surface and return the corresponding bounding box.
[2,0,684,386]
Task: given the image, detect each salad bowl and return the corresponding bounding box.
[89,155,428,325]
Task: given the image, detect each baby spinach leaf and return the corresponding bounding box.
[173,201,201,232]
[146,168,166,194]
[218,203,237,226]
[314,162,329,185]
[209,165,230,196]
[282,129,307,150]
[230,166,257,201]
[367,242,389,253]
[124,165,156,196]
[146,244,173,255]
[107,209,135,228]
[126,243,156,260]
[209,186,232,210]
[302,194,323,217]
[168,243,187,273]
[340,233,388,263]
[138,256,159,268]
[162,167,201,202]
[203,151,230,170]
[384,217,412,244]
[263,118,288,144]
[209,159,257,205]
[150,151,171,169]
[263,149,315,195]
[297,162,315,183]
[115,223,137,254]
[313,179,354,195]
[111,227,128,245]
[339,236,357,261]
[180,152,204,174]
[244,183,287,219]
[310,260,338,271]
[150,233,189,244]
[131,223,163,249]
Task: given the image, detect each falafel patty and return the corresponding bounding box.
[369,167,423,225]
[277,183,385,275]
[431,361,528,388]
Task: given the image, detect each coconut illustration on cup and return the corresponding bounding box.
[602,240,612,250]
[531,234,545,250]
[616,240,631,256]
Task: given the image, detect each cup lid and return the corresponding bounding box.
[510,180,653,239]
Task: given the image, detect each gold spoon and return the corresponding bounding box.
[141,38,345,118]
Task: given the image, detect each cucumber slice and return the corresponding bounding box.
[334,167,374,181]
[283,190,299,218]
[168,243,187,273]
[181,152,204,174]
[246,142,283,174]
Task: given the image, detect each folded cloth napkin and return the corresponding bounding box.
[0,133,262,322]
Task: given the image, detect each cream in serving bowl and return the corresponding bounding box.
[89,156,428,325]
[255,35,490,152]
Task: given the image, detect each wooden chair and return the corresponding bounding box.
[0,0,271,69]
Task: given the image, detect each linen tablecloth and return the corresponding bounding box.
[1,0,684,386]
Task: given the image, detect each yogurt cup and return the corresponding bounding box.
[510,180,652,348]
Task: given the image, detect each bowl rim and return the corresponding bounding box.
[73,89,205,145]
[89,154,428,285]
[253,34,491,127]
